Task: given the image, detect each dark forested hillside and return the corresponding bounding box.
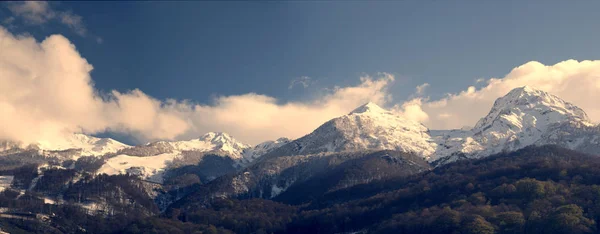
[160,145,600,234]
[169,150,430,212]
[3,145,600,233]
[273,150,431,205]
[285,145,600,234]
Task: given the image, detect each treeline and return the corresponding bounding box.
[5,145,600,234]
[171,198,296,234]
[284,145,600,233]
[158,145,600,234]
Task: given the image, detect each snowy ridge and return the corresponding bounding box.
[0,134,131,158]
[0,131,288,183]
[261,102,437,160]
[166,132,251,159]
[141,132,288,160]
[241,137,291,164]
[97,133,290,183]
[39,134,131,157]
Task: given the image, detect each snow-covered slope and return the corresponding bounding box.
[98,152,178,183]
[40,134,131,157]
[241,137,291,164]
[167,132,251,159]
[97,133,290,182]
[0,134,130,158]
[260,102,437,160]
[432,86,599,163]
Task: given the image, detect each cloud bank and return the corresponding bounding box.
[0,27,394,145]
[396,60,600,129]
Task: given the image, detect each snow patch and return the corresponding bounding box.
[97,152,180,183]
[271,184,286,198]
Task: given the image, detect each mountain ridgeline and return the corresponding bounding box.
[0,86,598,233]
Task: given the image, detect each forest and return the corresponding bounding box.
[2,145,600,234]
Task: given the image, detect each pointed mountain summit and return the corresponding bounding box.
[433,86,599,163]
[259,102,437,160]
[161,132,251,159]
[349,102,388,114]
[474,86,592,132]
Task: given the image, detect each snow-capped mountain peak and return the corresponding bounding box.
[199,132,234,142]
[199,132,251,157]
[260,102,437,159]
[167,132,250,158]
[349,102,388,115]
[474,86,592,131]
[432,86,599,163]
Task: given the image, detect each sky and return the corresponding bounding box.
[1,1,600,146]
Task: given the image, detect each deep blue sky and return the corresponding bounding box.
[3,1,600,104]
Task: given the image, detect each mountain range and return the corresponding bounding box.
[1,86,599,183]
[0,86,599,233]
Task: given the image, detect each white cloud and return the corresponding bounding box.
[395,98,429,123]
[415,83,429,96]
[0,27,395,146]
[288,76,313,89]
[5,2,88,36]
[395,60,600,129]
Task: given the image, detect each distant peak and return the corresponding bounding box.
[200,132,229,138]
[275,137,291,143]
[474,85,592,130]
[507,86,544,96]
[200,132,230,139]
[497,86,555,105]
[521,85,536,92]
[349,102,387,114]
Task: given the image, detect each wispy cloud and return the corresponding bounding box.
[1,16,15,29]
[288,76,314,89]
[58,11,86,36]
[5,1,88,37]
[415,83,429,96]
